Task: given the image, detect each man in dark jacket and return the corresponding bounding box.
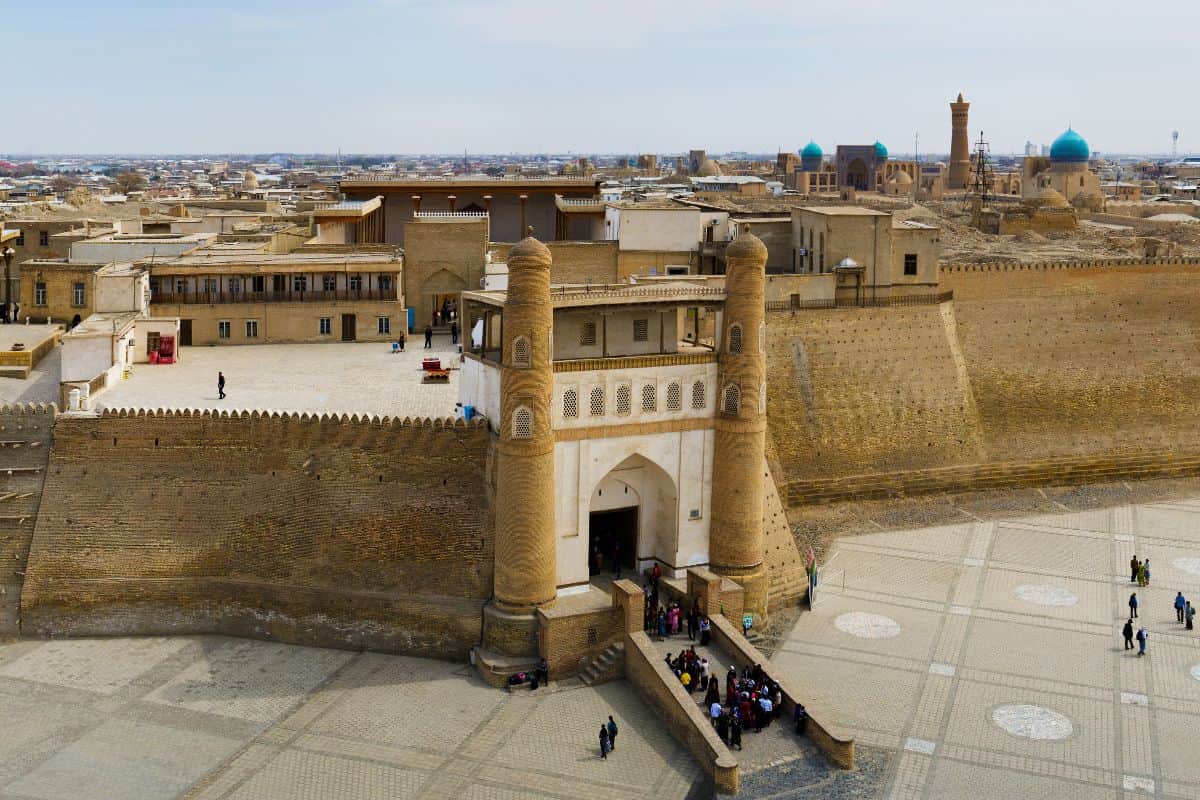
[1122,618,1134,650]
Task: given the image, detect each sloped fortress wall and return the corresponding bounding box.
[945,261,1200,461]
[21,409,494,658]
[0,404,55,634]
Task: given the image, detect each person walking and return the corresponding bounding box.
[729,713,743,750]
[599,725,610,759]
[423,325,433,349]
[1176,592,1187,624]
[1144,559,1152,586]
[217,371,226,400]
[606,716,618,751]
[1131,555,1140,583]
[397,331,405,352]
[1136,626,1148,657]
[450,321,459,345]
[1129,592,1139,618]
[1187,602,1195,631]
[1122,618,1135,650]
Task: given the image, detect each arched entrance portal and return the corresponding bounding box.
[846,158,870,190]
[588,454,678,578]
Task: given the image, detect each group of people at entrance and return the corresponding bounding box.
[1123,553,1196,658]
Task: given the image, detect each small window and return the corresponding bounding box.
[245,320,259,338]
[13,232,23,246]
[641,383,657,413]
[721,384,740,415]
[512,406,533,439]
[633,318,649,342]
[38,231,49,247]
[589,386,605,416]
[615,383,632,415]
[203,278,218,293]
[323,274,337,291]
[349,275,362,291]
[292,275,308,292]
[666,382,682,411]
[175,278,189,294]
[34,282,46,306]
[273,275,287,292]
[903,253,918,276]
[760,382,767,413]
[218,320,231,339]
[563,388,579,418]
[511,335,531,367]
[759,321,766,353]
[728,323,743,354]
[251,275,265,292]
[228,277,241,293]
[72,282,85,307]
[691,380,706,410]
[378,275,392,291]
[377,316,390,334]
[580,321,597,346]
[319,317,331,335]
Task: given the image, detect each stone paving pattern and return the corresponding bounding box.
[95,339,462,418]
[0,636,703,800]
[776,496,1200,799]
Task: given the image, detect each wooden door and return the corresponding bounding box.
[180,319,193,346]
[341,314,356,342]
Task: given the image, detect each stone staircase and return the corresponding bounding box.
[787,450,1200,506]
[579,641,625,686]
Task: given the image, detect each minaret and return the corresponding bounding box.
[709,230,768,621]
[949,93,971,189]
[484,230,557,656]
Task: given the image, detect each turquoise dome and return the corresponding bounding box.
[873,140,888,160]
[800,140,823,159]
[1050,128,1089,163]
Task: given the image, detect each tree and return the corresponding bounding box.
[49,174,76,195]
[66,186,93,207]
[113,171,146,195]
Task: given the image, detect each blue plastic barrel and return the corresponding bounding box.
[463,405,475,420]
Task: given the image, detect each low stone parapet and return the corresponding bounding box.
[624,631,739,794]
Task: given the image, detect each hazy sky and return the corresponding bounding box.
[7,0,1199,156]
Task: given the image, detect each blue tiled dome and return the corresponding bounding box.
[1050,128,1090,163]
[873,141,888,160]
[800,140,823,159]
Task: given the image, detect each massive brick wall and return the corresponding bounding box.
[0,404,54,634]
[944,261,1200,462]
[21,409,494,658]
[766,303,984,483]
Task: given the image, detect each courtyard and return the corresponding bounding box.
[775,496,1200,798]
[0,635,702,800]
[93,338,462,419]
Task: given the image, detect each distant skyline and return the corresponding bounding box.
[6,0,1199,156]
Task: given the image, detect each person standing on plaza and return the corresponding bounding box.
[1176,592,1187,624]
[1187,602,1195,631]
[599,725,610,759]
[424,325,433,349]
[1131,555,1140,583]
[1136,626,1148,657]
[606,716,618,751]
[397,331,405,352]
[1144,559,1151,586]
[1123,618,1135,650]
[1129,592,1139,618]
[729,713,743,750]
[217,371,226,400]
[450,321,459,345]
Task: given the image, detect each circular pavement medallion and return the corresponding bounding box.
[1173,557,1200,576]
[1190,664,1200,682]
[1014,584,1079,607]
[992,704,1073,740]
[834,612,900,639]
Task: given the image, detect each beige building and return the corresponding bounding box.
[1022,128,1101,207]
[791,206,939,300]
[146,244,404,346]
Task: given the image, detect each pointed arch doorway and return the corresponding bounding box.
[587,453,678,579]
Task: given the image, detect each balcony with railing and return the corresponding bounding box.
[151,288,397,305]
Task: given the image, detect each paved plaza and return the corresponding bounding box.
[94,338,462,418]
[774,496,1200,799]
[0,635,702,800]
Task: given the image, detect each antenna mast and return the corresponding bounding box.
[971,130,992,206]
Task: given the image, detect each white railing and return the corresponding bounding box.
[341,174,598,183]
[413,211,489,218]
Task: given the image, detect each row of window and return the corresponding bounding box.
[561,380,706,420]
[13,232,50,247]
[213,316,391,339]
[162,274,391,294]
[32,281,86,307]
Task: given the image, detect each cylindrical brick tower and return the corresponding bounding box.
[484,232,557,656]
[949,93,971,190]
[710,230,768,620]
